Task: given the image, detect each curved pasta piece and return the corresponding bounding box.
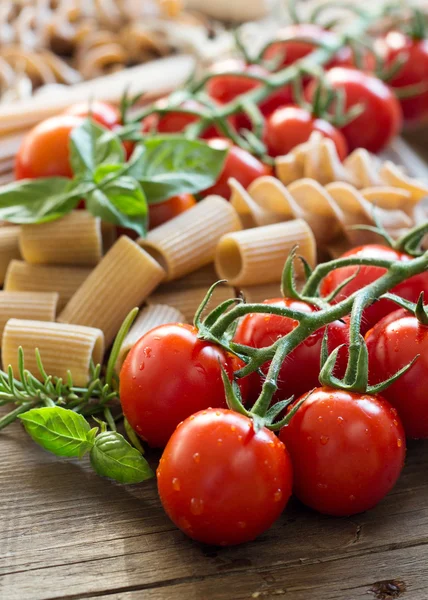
[379,161,428,202]
[247,176,302,220]
[215,219,316,287]
[360,186,412,211]
[229,178,284,228]
[2,319,104,387]
[343,149,383,188]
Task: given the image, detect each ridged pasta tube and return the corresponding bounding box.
[0,291,58,339]
[239,283,283,304]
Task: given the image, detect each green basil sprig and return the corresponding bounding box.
[0,119,227,236]
[19,406,153,484]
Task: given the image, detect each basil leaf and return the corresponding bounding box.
[86,184,147,237]
[70,118,125,175]
[0,177,84,224]
[132,136,227,204]
[90,431,153,484]
[18,407,94,458]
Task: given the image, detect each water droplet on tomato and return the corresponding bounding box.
[231,425,236,432]
[178,516,192,531]
[393,419,398,427]
[364,428,369,435]
[238,435,243,442]
[268,441,275,448]
[317,483,328,489]
[139,362,145,371]
[397,438,403,448]
[193,452,200,463]
[153,336,161,341]
[172,477,181,491]
[320,435,329,445]
[390,407,398,416]
[143,346,152,358]
[274,489,283,502]
[238,521,247,529]
[337,416,344,424]
[217,438,223,445]
[190,498,204,515]
[189,415,195,421]
[349,494,356,502]
[318,416,323,422]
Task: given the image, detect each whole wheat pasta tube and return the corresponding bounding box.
[59,236,165,346]
[0,226,21,285]
[147,284,235,323]
[4,261,92,311]
[19,211,103,266]
[215,220,316,287]
[116,304,186,370]
[139,195,242,281]
[2,319,104,387]
[239,283,283,304]
[0,292,58,340]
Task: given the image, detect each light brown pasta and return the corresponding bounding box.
[19,211,103,266]
[239,283,283,304]
[58,236,165,347]
[147,284,235,323]
[4,261,92,311]
[156,265,218,294]
[0,291,58,340]
[139,196,242,281]
[0,226,21,284]
[116,304,186,370]
[215,219,316,287]
[2,319,104,386]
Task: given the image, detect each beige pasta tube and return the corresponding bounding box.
[2,319,104,387]
[239,283,283,304]
[147,284,235,323]
[19,211,103,266]
[4,261,92,311]
[0,291,58,339]
[156,264,218,294]
[139,195,242,281]
[215,219,316,287]
[59,236,165,347]
[0,226,21,285]
[116,304,186,370]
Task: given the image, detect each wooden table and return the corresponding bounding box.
[2,134,428,600]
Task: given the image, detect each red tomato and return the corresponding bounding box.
[320,244,428,334]
[306,67,402,153]
[157,408,293,545]
[280,387,405,516]
[142,98,219,138]
[149,194,196,229]
[203,138,272,199]
[263,24,338,69]
[264,105,348,159]
[328,46,376,71]
[120,324,249,448]
[64,101,121,129]
[379,31,428,123]
[207,58,268,104]
[366,309,428,439]
[234,298,349,401]
[259,86,294,117]
[15,115,83,179]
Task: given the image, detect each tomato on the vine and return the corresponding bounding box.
[120,324,249,448]
[157,408,293,545]
[203,138,272,199]
[306,67,402,153]
[64,100,121,129]
[320,244,428,334]
[280,387,405,516]
[142,98,219,138]
[149,194,196,229]
[379,31,428,123]
[15,115,84,179]
[264,105,348,159]
[366,309,428,439]
[234,298,349,401]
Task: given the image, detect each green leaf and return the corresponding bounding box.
[18,407,94,458]
[90,431,153,484]
[0,178,85,224]
[70,119,125,175]
[132,136,227,204]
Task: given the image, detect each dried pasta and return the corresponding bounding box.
[19,211,103,266]
[156,264,219,293]
[239,283,283,304]
[0,291,58,339]
[215,219,316,287]
[116,304,186,370]
[58,236,165,347]
[4,261,92,311]
[0,226,21,285]
[2,319,104,387]
[139,196,242,281]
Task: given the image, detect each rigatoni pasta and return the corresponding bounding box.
[215,219,316,287]
[0,291,58,339]
[0,226,21,285]
[4,261,92,311]
[19,211,103,266]
[116,304,186,370]
[2,319,104,386]
[239,283,283,304]
[139,195,242,281]
[58,236,165,347]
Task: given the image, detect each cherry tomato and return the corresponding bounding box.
[264,105,348,159]
[320,244,428,334]
[379,31,428,123]
[280,387,405,516]
[157,408,293,545]
[120,324,249,448]
[234,298,349,401]
[64,100,121,129]
[306,67,402,153]
[203,138,272,199]
[207,58,268,104]
[328,46,376,71]
[142,99,219,138]
[366,309,428,439]
[15,115,84,179]
[149,194,196,229]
